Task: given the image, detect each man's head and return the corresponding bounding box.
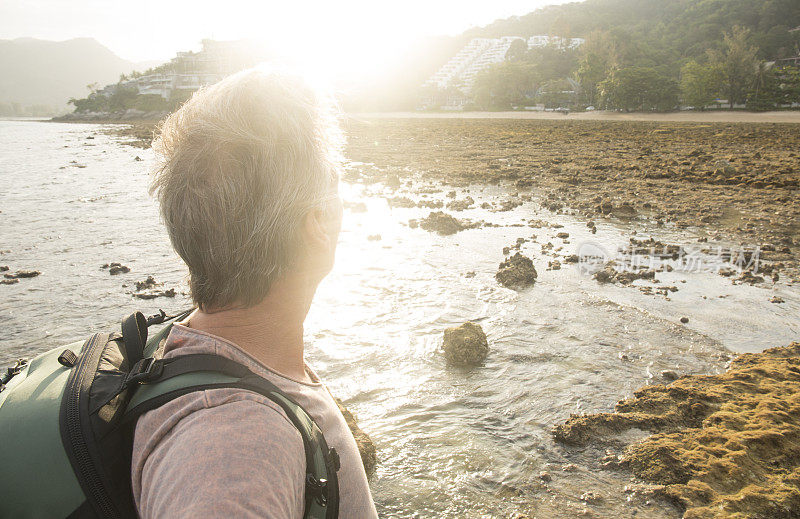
[150,68,343,311]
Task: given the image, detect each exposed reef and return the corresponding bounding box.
[554,342,800,518]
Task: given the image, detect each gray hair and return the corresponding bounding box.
[150,67,343,309]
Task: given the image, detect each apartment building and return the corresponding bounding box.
[104,39,263,100]
[424,35,585,93]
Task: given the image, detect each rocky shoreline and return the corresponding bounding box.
[554,342,800,518]
[52,110,168,124]
[52,115,162,149]
[343,118,800,281]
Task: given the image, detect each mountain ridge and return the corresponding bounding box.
[0,37,144,115]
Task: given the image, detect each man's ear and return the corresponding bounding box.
[302,208,330,249]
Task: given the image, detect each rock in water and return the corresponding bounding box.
[495,253,537,289]
[334,398,377,473]
[442,321,489,365]
[101,262,130,275]
[419,211,464,235]
[3,269,41,279]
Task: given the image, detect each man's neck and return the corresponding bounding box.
[185,275,317,383]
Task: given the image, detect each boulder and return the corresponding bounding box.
[101,262,130,275]
[134,275,158,291]
[418,199,444,209]
[446,196,475,211]
[419,211,465,236]
[334,399,377,473]
[3,269,40,279]
[442,321,489,366]
[131,276,177,299]
[495,253,537,289]
[593,262,655,285]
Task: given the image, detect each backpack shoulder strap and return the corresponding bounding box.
[125,354,339,519]
[120,312,148,367]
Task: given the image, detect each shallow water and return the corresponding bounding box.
[1,120,798,518]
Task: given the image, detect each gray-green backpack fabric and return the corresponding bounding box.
[0,310,340,518]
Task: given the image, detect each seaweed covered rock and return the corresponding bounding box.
[593,261,655,285]
[496,253,537,289]
[554,342,800,518]
[334,398,377,473]
[131,276,177,299]
[442,321,489,366]
[419,211,465,235]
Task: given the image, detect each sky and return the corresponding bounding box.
[1,0,577,82]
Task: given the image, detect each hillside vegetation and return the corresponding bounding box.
[459,0,800,111]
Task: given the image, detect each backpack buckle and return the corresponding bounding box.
[306,474,328,506]
[1,358,28,391]
[126,357,164,385]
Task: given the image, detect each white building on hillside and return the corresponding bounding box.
[423,35,584,93]
[99,39,264,101]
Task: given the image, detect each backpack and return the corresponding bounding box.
[0,309,340,519]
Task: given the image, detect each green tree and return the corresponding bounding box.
[108,85,139,111]
[680,60,723,109]
[708,26,760,108]
[538,78,578,108]
[747,64,800,109]
[526,43,580,82]
[473,62,539,110]
[505,38,528,62]
[747,61,775,110]
[575,30,627,106]
[599,66,678,111]
[775,66,800,105]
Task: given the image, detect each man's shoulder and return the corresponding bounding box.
[136,387,302,445]
[132,388,308,519]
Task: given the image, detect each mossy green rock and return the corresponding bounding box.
[442,321,489,366]
[495,252,537,289]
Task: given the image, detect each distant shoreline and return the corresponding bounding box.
[25,109,800,125]
[349,110,800,124]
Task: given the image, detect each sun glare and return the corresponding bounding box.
[169,0,424,86]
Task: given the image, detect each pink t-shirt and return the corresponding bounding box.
[131,324,378,518]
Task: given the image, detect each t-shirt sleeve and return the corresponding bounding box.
[137,394,307,519]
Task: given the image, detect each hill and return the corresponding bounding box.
[350,0,800,111]
[435,0,800,111]
[0,37,141,116]
[466,0,800,62]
